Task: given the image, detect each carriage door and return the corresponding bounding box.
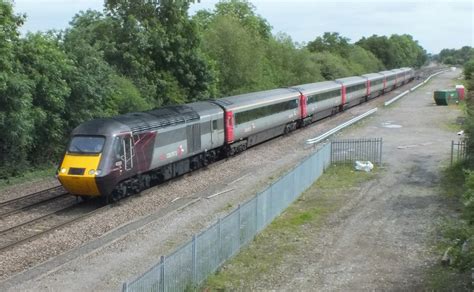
[211,119,218,147]
[122,134,135,171]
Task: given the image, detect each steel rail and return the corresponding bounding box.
[0,204,108,252]
[305,108,378,146]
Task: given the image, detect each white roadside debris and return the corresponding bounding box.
[354,161,374,172]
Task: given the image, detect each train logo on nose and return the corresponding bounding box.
[177,145,184,156]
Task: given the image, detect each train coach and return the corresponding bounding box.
[57,67,415,202]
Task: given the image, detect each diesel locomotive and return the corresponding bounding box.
[57,67,415,202]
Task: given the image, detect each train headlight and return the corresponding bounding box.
[88,169,102,176]
[61,168,67,174]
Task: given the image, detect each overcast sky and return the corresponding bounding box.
[12,0,474,54]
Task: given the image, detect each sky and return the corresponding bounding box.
[11,0,474,54]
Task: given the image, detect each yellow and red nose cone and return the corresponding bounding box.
[57,154,102,196]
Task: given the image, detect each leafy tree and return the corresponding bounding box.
[307,33,383,75]
[17,33,73,163]
[439,46,474,65]
[307,32,351,58]
[104,0,215,104]
[464,58,474,80]
[356,35,395,68]
[346,45,384,74]
[311,51,351,80]
[357,34,426,68]
[200,14,271,95]
[0,1,34,177]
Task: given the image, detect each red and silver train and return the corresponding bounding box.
[57,67,415,202]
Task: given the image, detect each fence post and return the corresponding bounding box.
[330,140,333,164]
[122,282,128,292]
[217,218,221,265]
[269,186,273,222]
[379,138,383,165]
[237,204,241,244]
[292,168,296,200]
[451,140,454,165]
[192,235,197,285]
[160,255,165,292]
[255,195,258,232]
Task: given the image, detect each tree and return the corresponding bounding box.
[356,35,395,68]
[356,34,427,68]
[307,32,351,58]
[200,14,271,95]
[213,0,272,39]
[0,1,34,177]
[17,33,73,163]
[439,46,474,65]
[464,59,474,80]
[103,0,216,104]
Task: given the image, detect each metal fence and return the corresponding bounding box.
[331,138,383,165]
[122,143,332,292]
[451,139,469,165]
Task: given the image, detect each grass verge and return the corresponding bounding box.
[201,164,377,291]
[0,165,57,190]
[425,162,473,291]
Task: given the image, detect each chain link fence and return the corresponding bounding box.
[122,143,330,291]
[123,138,382,291]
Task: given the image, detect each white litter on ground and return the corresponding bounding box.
[354,161,374,172]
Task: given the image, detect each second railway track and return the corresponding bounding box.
[0,186,69,217]
[0,202,107,252]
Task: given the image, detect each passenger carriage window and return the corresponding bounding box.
[234,99,299,125]
[307,89,340,104]
[212,120,218,130]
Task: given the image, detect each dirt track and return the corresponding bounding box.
[247,69,463,290]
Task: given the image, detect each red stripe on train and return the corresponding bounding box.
[225,111,234,143]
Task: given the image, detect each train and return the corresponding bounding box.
[57,67,415,202]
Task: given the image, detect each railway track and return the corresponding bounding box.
[0,202,107,252]
[0,186,69,217]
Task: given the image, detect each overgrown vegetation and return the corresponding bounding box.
[202,165,377,290]
[430,55,474,290]
[436,46,474,66]
[0,0,429,180]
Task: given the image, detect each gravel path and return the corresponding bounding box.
[241,69,463,290]
[0,70,442,291]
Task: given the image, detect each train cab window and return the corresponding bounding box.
[113,137,124,160]
[68,136,105,154]
[212,120,218,130]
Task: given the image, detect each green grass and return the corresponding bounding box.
[425,265,471,291]
[0,165,57,190]
[440,162,467,198]
[424,162,474,290]
[202,164,377,291]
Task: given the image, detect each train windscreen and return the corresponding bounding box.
[68,136,105,154]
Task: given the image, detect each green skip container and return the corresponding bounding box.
[433,90,459,106]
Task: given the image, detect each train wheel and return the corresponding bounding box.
[79,196,90,202]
